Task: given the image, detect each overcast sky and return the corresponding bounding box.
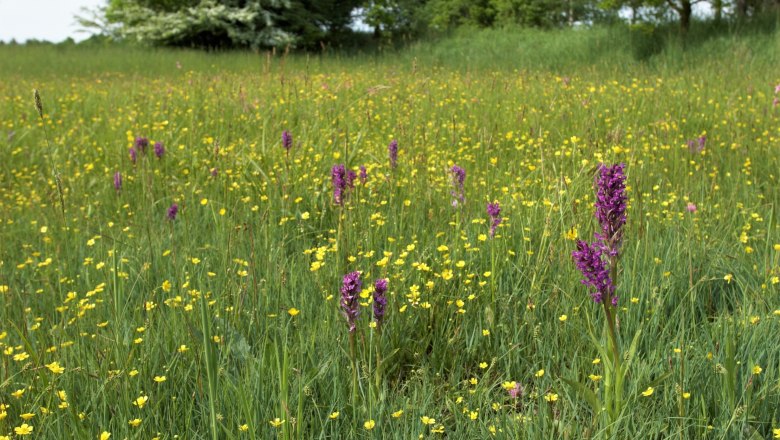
[0,0,104,43]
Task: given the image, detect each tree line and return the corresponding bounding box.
[80,0,780,49]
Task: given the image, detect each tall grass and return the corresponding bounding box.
[0,26,779,438]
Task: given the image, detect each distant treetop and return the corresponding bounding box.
[78,0,780,49]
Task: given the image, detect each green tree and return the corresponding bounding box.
[491,0,551,27]
[666,0,700,33]
[95,0,361,49]
[493,0,595,27]
[426,0,604,29]
[103,0,294,49]
[109,0,200,12]
[362,0,430,39]
[600,0,706,33]
[275,0,362,49]
[426,0,495,29]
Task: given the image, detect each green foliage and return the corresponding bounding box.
[87,0,780,50]
[275,0,363,49]
[491,0,550,27]
[108,0,201,13]
[426,0,496,28]
[628,22,665,60]
[362,0,430,38]
[425,0,625,30]
[492,0,589,27]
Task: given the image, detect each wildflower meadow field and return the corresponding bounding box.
[1,32,780,439]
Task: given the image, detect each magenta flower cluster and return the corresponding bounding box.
[167,203,179,221]
[129,136,167,162]
[331,164,366,205]
[507,382,523,399]
[339,272,389,333]
[594,163,627,249]
[686,135,706,154]
[450,165,466,207]
[572,163,627,305]
[129,136,146,164]
[282,130,292,151]
[135,136,149,154]
[113,171,122,191]
[487,202,501,238]
[340,271,362,333]
[388,139,398,169]
[359,165,367,185]
[122,135,174,219]
[331,164,347,205]
[347,169,357,188]
[774,84,779,107]
[373,278,388,327]
[572,240,614,304]
[154,141,165,159]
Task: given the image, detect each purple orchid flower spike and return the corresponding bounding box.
[340,271,362,332]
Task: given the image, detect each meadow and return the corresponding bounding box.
[1,28,780,439]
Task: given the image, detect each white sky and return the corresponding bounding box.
[0,0,104,43]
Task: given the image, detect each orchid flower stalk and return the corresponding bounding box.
[570,163,634,429]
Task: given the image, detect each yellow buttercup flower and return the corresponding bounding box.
[132,395,148,409]
[46,362,65,374]
[14,424,33,435]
